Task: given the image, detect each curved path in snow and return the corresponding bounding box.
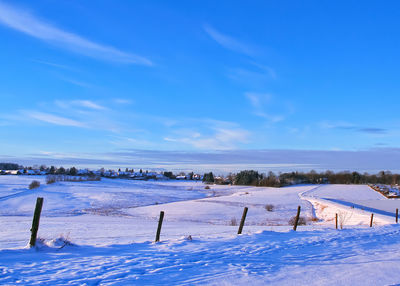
[300,184,400,226]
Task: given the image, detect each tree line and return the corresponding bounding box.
[2,162,399,186]
[203,170,400,187]
[0,163,21,170]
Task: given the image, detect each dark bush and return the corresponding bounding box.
[46,175,56,184]
[29,180,41,189]
[288,216,307,226]
[265,204,275,212]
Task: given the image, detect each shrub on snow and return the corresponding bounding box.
[29,180,40,189]
[265,204,275,212]
[288,216,307,226]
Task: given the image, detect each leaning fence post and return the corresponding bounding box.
[396,208,398,223]
[155,211,164,242]
[237,207,248,234]
[29,197,44,247]
[293,206,301,231]
[370,213,374,227]
[335,213,338,229]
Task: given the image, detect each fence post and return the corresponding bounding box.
[155,211,164,242]
[237,207,248,234]
[396,208,398,223]
[293,206,301,231]
[370,213,374,227]
[335,213,338,229]
[29,197,44,247]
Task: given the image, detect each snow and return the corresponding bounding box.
[2,226,400,285]
[301,184,400,226]
[126,185,317,226]
[1,176,400,285]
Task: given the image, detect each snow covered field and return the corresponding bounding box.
[1,176,400,285]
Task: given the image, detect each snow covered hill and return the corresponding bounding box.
[1,176,400,285]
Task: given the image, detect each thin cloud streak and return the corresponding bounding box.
[57,76,93,88]
[23,110,86,127]
[31,59,76,71]
[204,24,255,56]
[55,99,106,110]
[72,100,106,110]
[245,92,284,122]
[358,128,387,134]
[165,127,249,150]
[0,2,152,65]
[320,121,388,134]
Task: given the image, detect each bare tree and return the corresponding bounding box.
[338,210,353,229]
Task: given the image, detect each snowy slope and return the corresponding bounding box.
[1,226,400,285]
[0,177,314,249]
[126,185,316,226]
[0,176,234,216]
[2,177,400,285]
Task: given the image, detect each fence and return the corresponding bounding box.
[28,197,400,247]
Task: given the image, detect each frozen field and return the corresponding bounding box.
[1,176,400,285]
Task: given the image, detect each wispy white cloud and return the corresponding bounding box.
[23,111,86,127]
[245,92,267,109]
[72,100,105,110]
[249,62,277,80]
[57,76,94,88]
[229,62,276,84]
[107,135,156,149]
[228,66,276,85]
[31,59,76,71]
[165,127,250,150]
[245,92,284,122]
[114,98,133,105]
[55,99,106,110]
[11,98,128,133]
[319,121,355,130]
[0,2,152,65]
[204,24,255,56]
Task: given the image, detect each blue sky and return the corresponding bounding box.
[1,0,400,172]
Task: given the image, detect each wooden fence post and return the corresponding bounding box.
[155,211,164,242]
[396,208,398,223]
[237,207,248,234]
[29,197,44,247]
[335,213,338,229]
[293,206,301,231]
[370,213,374,227]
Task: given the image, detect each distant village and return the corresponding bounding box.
[0,165,209,181]
[2,162,400,188]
